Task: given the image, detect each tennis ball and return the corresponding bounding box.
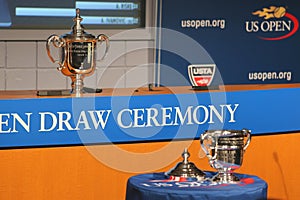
[274,7,286,18]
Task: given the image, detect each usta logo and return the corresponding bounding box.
[192,67,213,75]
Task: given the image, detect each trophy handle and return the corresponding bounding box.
[97,34,110,60]
[46,34,66,70]
[242,129,251,150]
[200,132,216,160]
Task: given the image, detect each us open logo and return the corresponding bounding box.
[245,6,299,40]
[188,64,216,87]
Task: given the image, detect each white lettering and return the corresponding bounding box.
[209,105,224,123]
[193,68,213,75]
[117,109,132,128]
[11,113,32,133]
[0,113,11,133]
[226,104,239,122]
[39,112,57,132]
[75,111,91,130]
[246,20,292,33]
[0,113,32,133]
[193,105,209,124]
[88,110,111,129]
[117,104,238,129]
[57,112,74,131]
[161,107,173,126]
[145,108,160,127]
[245,21,259,32]
[133,108,145,127]
[174,106,193,125]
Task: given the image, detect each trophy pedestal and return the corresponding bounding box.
[71,74,85,96]
[212,171,240,184]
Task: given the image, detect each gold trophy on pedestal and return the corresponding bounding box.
[46,9,109,96]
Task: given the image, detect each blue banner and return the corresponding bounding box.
[0,88,300,148]
[156,0,299,86]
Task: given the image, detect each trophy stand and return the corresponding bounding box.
[212,169,240,183]
[71,74,84,96]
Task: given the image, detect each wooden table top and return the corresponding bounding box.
[0,83,300,100]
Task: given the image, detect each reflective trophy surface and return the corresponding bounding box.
[46,9,109,96]
[166,148,206,181]
[200,129,251,183]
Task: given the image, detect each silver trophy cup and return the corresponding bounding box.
[200,129,251,183]
[46,9,109,96]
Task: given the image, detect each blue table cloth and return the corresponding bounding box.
[126,172,267,200]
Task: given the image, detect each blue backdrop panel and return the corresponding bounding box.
[157,0,299,86]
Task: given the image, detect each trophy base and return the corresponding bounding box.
[70,87,102,94]
[212,172,240,184]
[192,85,219,91]
[70,74,102,96]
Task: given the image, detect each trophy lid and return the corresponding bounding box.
[62,8,95,40]
[206,129,251,138]
[166,148,205,180]
[72,9,84,35]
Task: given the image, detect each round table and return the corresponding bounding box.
[126,172,267,200]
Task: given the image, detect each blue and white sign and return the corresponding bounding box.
[1,87,300,148]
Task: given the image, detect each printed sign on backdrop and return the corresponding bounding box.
[156,0,299,86]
